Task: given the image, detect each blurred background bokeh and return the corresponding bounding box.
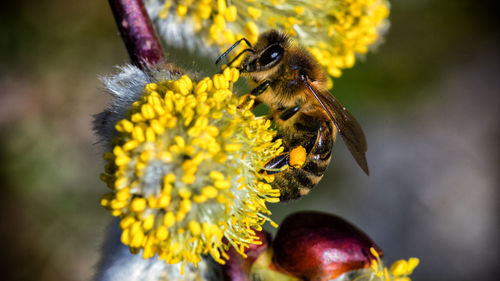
[1,0,499,280]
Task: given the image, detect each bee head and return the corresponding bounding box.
[241,30,289,75]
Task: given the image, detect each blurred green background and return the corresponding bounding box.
[1,0,499,280]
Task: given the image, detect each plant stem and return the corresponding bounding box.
[108,0,165,66]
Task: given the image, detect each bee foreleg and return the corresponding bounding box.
[238,94,261,110]
[238,81,270,109]
[251,80,271,96]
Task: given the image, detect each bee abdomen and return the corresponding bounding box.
[302,159,329,177]
[274,119,334,201]
[273,165,325,201]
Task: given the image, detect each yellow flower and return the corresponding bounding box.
[146,0,390,79]
[351,247,419,281]
[99,67,282,266]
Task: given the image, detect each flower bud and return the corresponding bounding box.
[272,211,382,281]
[222,229,271,281]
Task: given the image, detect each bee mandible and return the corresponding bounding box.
[216,30,369,201]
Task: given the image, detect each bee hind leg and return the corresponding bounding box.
[259,153,289,175]
[258,144,308,175]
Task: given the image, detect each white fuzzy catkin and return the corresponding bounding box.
[94,64,180,146]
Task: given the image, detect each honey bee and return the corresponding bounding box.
[216,30,369,201]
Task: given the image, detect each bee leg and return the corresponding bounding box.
[238,94,261,110]
[251,80,271,96]
[278,105,301,121]
[258,144,307,175]
[238,81,270,109]
[258,105,304,174]
[259,153,290,174]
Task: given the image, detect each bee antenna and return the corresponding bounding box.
[227,48,255,67]
[216,38,253,65]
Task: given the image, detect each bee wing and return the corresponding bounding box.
[301,75,369,175]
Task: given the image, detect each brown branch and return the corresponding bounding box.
[108,0,165,67]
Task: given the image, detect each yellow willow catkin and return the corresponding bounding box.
[100,69,282,266]
[152,0,390,81]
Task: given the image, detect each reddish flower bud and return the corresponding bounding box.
[272,211,383,281]
[222,229,272,281]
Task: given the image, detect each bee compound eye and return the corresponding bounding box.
[259,44,284,67]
